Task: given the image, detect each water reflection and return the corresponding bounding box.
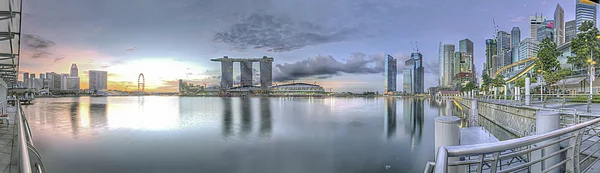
[259,98,272,138]
[69,98,80,138]
[240,97,252,136]
[402,98,424,147]
[222,98,233,138]
[384,98,396,139]
[89,97,108,132]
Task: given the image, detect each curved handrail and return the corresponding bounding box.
[16,101,46,173]
[433,115,600,172]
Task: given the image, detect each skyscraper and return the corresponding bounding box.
[537,19,556,42]
[519,38,540,64]
[89,70,108,91]
[70,63,78,77]
[443,44,455,87]
[403,59,414,94]
[412,52,424,94]
[530,14,545,38]
[438,42,444,86]
[566,20,577,42]
[511,27,521,69]
[576,0,597,33]
[555,3,565,46]
[485,39,497,76]
[403,52,424,94]
[384,54,397,93]
[497,31,511,68]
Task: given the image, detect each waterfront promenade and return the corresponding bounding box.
[0,106,16,173]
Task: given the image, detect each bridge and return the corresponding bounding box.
[493,57,537,84]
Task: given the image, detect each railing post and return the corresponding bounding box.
[435,116,461,173]
[504,85,508,103]
[526,78,531,106]
[531,111,561,173]
[566,128,583,173]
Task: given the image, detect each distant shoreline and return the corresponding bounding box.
[36,95,431,98]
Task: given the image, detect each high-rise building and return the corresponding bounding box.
[412,53,424,94]
[530,14,545,38]
[566,20,577,42]
[384,54,397,93]
[29,74,35,79]
[89,70,108,91]
[70,63,78,77]
[519,38,540,63]
[22,72,28,82]
[511,27,521,68]
[576,0,597,33]
[537,19,556,42]
[67,77,80,91]
[60,73,69,90]
[438,42,444,86]
[485,39,497,76]
[443,44,455,87]
[555,4,565,46]
[403,59,414,94]
[454,52,463,78]
[497,31,511,68]
[403,52,424,94]
[39,73,45,79]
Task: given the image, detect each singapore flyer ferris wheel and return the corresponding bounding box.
[138,73,145,93]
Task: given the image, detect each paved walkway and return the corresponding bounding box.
[0,106,17,173]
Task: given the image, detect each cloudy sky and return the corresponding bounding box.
[19,0,582,92]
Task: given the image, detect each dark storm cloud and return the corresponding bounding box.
[213,13,355,52]
[273,53,392,82]
[273,52,438,82]
[22,34,56,59]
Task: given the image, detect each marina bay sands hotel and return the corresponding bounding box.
[211,56,274,90]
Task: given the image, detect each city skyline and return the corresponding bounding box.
[18,0,586,92]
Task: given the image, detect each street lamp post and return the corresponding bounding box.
[588,58,596,113]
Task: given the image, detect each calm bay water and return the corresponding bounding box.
[22,96,453,173]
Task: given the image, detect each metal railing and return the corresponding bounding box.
[15,101,46,173]
[425,95,600,173]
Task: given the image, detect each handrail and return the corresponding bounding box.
[17,101,32,173]
[16,101,46,173]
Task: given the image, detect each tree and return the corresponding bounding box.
[535,37,562,92]
[492,74,505,88]
[569,20,600,69]
[461,82,477,92]
[515,74,538,88]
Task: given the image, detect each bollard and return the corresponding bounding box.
[504,85,507,103]
[435,116,461,173]
[531,111,561,173]
[525,78,531,106]
[471,99,478,117]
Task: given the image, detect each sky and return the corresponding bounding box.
[19,0,584,93]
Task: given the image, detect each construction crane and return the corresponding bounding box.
[492,19,499,38]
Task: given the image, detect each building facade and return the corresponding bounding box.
[485,39,498,76]
[384,54,397,93]
[576,0,597,33]
[519,38,540,62]
[511,27,521,70]
[443,44,455,87]
[537,19,556,42]
[555,3,565,46]
[438,42,444,86]
[70,63,78,77]
[497,31,511,68]
[403,58,414,94]
[530,14,545,38]
[89,70,108,91]
[67,77,80,91]
[60,73,68,90]
[566,20,577,42]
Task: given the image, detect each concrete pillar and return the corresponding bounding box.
[494,86,497,99]
[531,111,561,173]
[525,78,531,106]
[435,116,461,173]
[504,85,507,101]
[240,61,253,87]
[220,60,234,89]
[471,99,478,117]
[259,58,273,90]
